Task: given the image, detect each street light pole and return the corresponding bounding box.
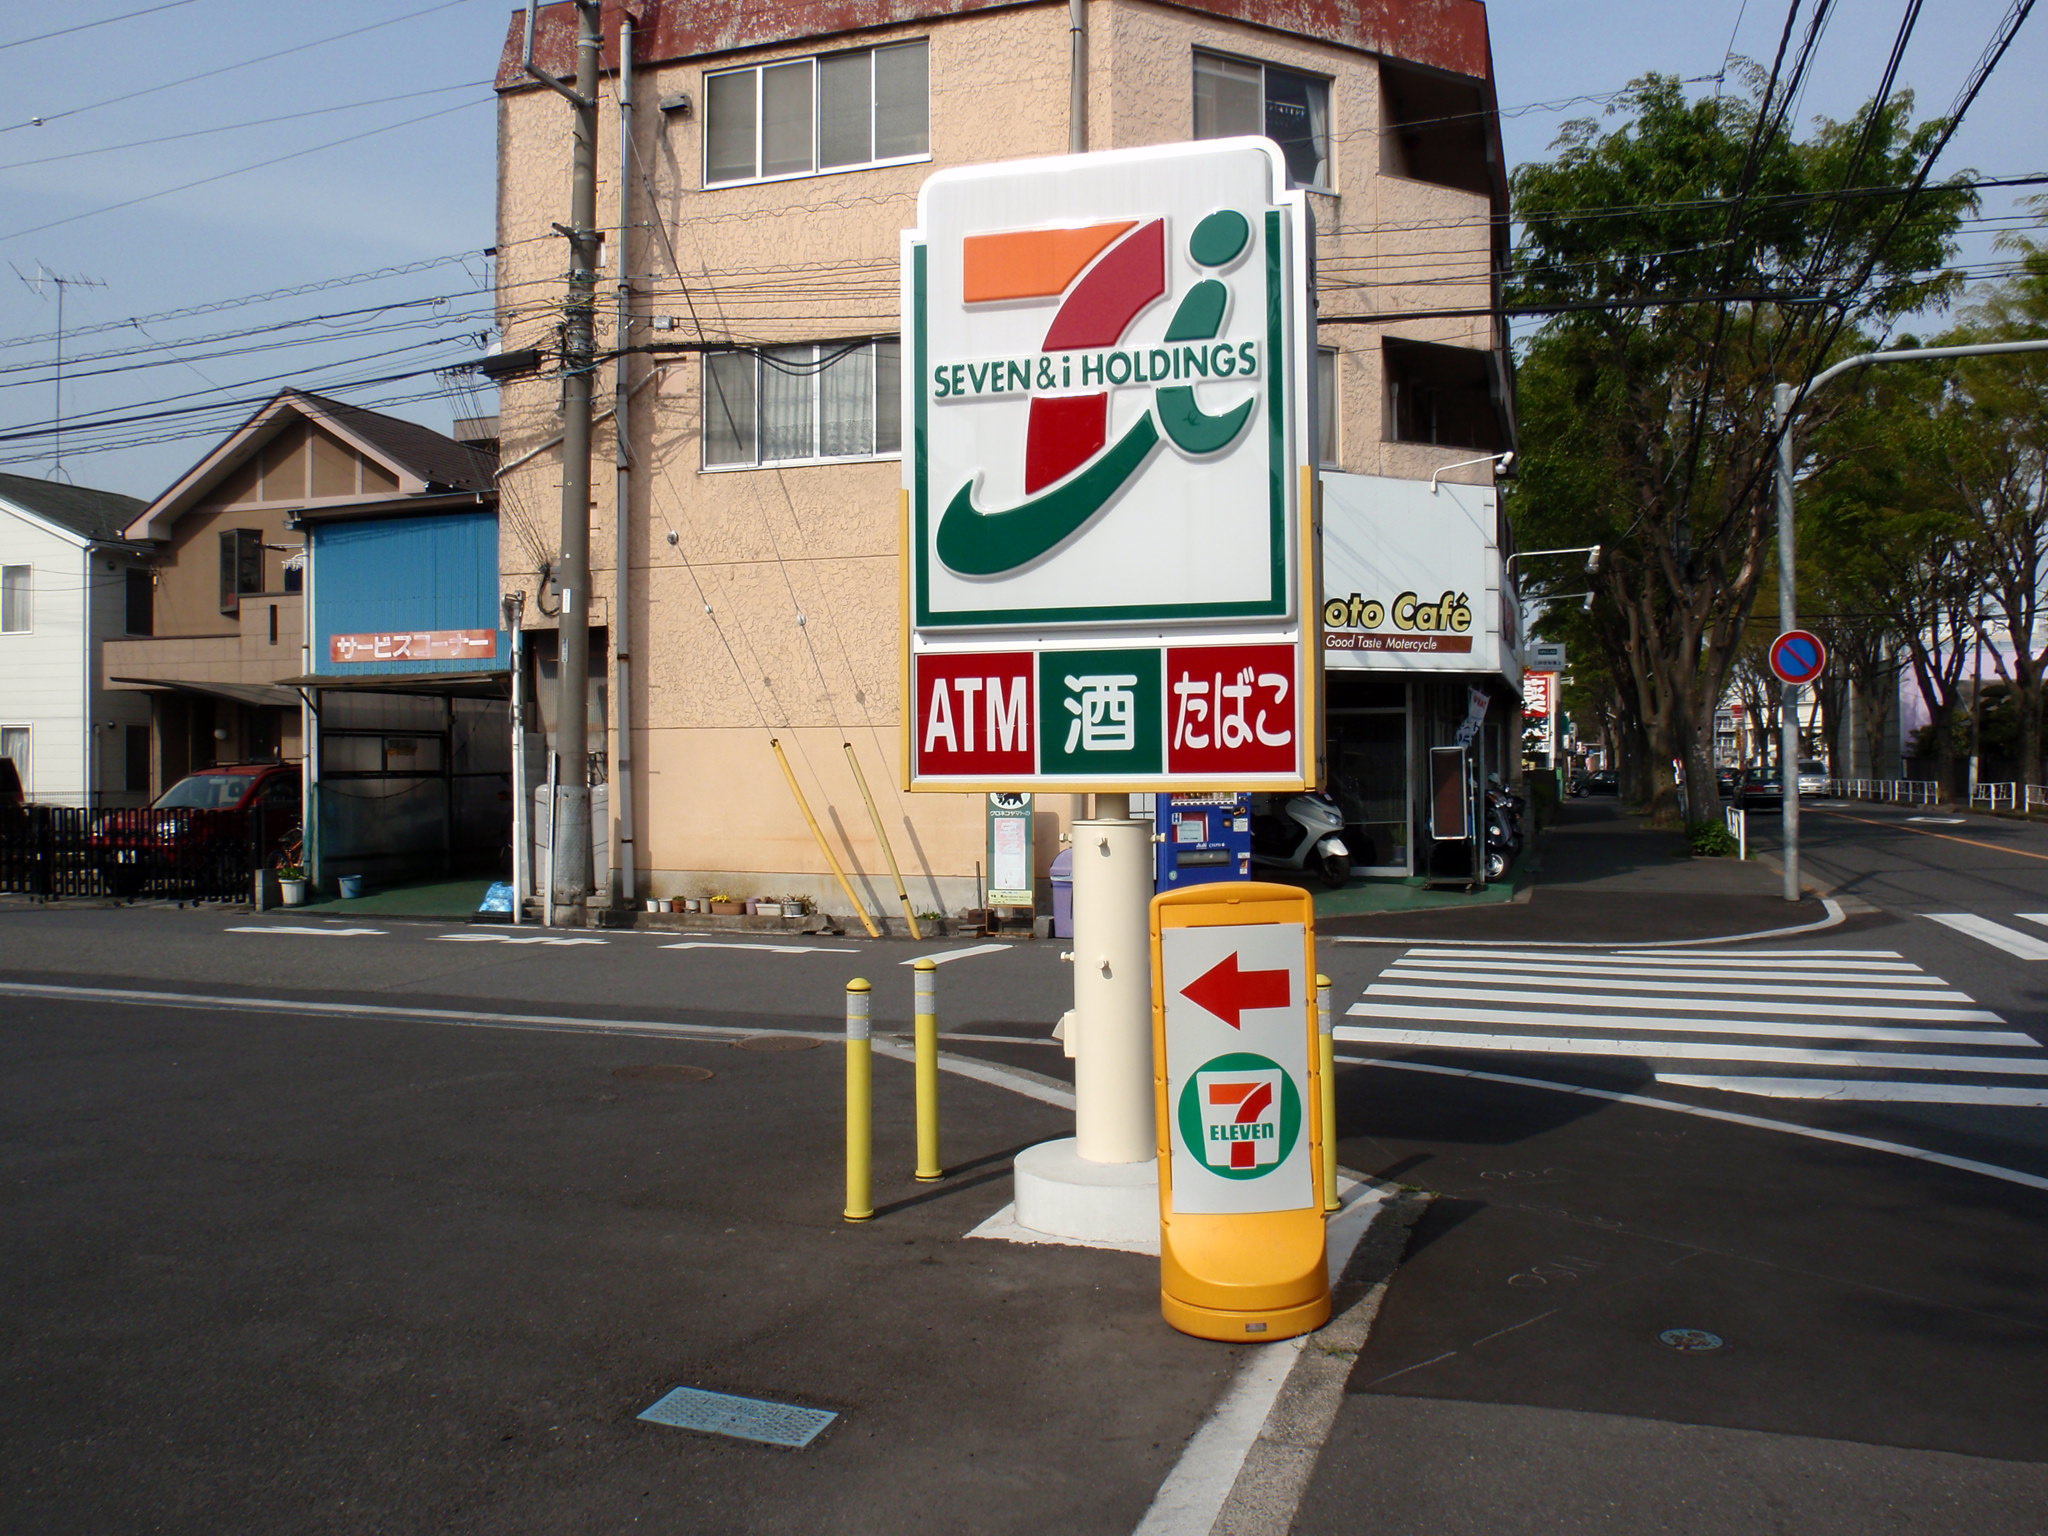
[1771,336,2048,902]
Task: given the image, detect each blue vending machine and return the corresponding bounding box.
[1154,792,1253,891]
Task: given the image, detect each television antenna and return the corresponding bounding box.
[11,261,107,482]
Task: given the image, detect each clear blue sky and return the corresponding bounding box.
[0,0,2039,499]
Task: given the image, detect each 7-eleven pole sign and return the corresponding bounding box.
[902,139,1319,793]
[1152,882,1330,1342]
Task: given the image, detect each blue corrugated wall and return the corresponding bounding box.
[310,510,506,674]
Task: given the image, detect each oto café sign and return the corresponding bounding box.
[901,139,1318,791]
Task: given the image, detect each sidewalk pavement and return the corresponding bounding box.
[1315,798,1831,942]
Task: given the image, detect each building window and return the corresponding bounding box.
[1,726,28,795]
[1380,59,1493,198]
[1194,51,1330,191]
[1316,347,1339,466]
[1,565,29,632]
[1384,337,1505,452]
[125,724,151,794]
[125,568,153,636]
[219,528,262,613]
[703,340,902,468]
[706,40,928,186]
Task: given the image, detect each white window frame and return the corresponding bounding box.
[1,725,30,797]
[1,564,30,633]
[704,40,930,188]
[1316,346,1340,467]
[701,339,903,471]
[1193,49,1332,192]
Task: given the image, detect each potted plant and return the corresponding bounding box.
[276,860,308,907]
[708,892,744,916]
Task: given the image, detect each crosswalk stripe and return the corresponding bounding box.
[1399,947,1907,964]
[1363,981,1999,1023]
[226,925,386,937]
[1381,957,1944,986]
[2019,913,2048,932]
[1344,1000,2031,1047]
[1655,1075,2048,1107]
[661,941,860,954]
[1334,1025,2048,1076]
[1925,914,2048,960]
[1378,967,1967,1003]
[436,934,608,947]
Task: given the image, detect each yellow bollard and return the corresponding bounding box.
[1317,973,1340,1212]
[913,957,943,1181]
[844,978,874,1222]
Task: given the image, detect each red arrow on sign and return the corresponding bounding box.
[1181,952,1290,1029]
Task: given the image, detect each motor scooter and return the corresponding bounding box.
[1250,791,1351,888]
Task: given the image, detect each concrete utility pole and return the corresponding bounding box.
[526,1,602,921]
[1773,336,2048,901]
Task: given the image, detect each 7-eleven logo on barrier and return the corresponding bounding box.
[1179,1052,1301,1180]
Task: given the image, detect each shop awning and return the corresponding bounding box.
[278,670,510,699]
[110,677,302,709]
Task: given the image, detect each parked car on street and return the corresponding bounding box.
[1738,766,1784,805]
[90,763,301,896]
[1577,769,1619,796]
[1796,758,1829,797]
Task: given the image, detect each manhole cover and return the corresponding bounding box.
[1658,1328,1724,1352]
[638,1385,837,1448]
[612,1063,715,1082]
[734,1035,822,1052]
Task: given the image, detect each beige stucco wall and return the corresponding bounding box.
[496,0,1507,913]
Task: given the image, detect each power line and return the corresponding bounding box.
[0,0,203,54]
[1,0,478,134]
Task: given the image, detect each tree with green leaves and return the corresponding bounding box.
[1507,70,1973,823]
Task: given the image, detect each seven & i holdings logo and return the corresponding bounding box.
[1179,1051,1302,1179]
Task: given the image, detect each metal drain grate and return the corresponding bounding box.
[637,1385,837,1448]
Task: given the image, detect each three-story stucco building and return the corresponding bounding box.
[496,0,1515,919]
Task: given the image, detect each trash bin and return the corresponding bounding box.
[336,874,366,899]
[1049,848,1074,939]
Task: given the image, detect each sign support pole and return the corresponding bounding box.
[1774,382,1800,904]
[1071,812,1156,1164]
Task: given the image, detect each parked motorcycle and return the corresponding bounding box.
[1483,781,1523,882]
[1250,791,1351,888]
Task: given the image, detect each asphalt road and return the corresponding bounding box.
[5,801,2048,1532]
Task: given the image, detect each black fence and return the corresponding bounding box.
[0,804,271,902]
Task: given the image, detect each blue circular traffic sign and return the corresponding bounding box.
[1769,629,1827,686]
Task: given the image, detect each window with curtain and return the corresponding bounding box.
[1193,51,1331,191]
[705,40,929,186]
[1,565,29,632]
[703,340,902,469]
[1,726,28,795]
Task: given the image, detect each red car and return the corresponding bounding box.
[92,763,301,896]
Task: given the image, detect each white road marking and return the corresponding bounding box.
[1379,967,1964,1003]
[1656,1075,2048,1106]
[1386,958,1937,985]
[2019,913,2048,932]
[1344,1001,2030,1047]
[902,943,1011,966]
[225,926,386,937]
[1334,1025,2048,1076]
[1363,981,1998,1023]
[1335,1055,2048,1195]
[1908,816,1968,824]
[660,941,860,954]
[436,934,608,947]
[1401,946,1905,964]
[1926,913,2048,960]
[1331,899,1851,949]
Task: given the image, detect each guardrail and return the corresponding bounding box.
[2028,784,2048,816]
[1973,782,2018,812]
[1724,804,1747,860]
[1827,778,1940,806]
[0,804,264,901]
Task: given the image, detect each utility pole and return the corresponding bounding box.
[524,1,602,922]
[13,262,106,482]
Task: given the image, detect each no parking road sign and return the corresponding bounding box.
[1769,629,1828,687]
[1152,882,1330,1342]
